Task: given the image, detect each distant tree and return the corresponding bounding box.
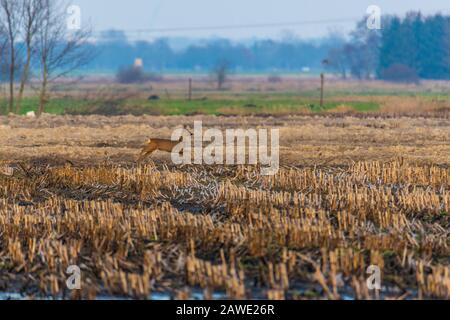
[267,73,282,83]
[35,0,92,116]
[29,12,447,80]
[134,39,174,71]
[79,34,358,74]
[0,0,22,113]
[378,12,450,80]
[212,60,229,90]
[445,20,450,73]
[16,0,45,113]
[380,63,419,83]
[349,18,382,79]
[418,14,450,79]
[99,29,128,43]
[0,19,8,82]
[397,13,421,71]
[116,65,143,84]
[0,24,9,114]
[325,18,382,80]
[325,47,349,79]
[116,65,161,84]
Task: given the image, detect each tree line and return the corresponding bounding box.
[326,12,450,82]
[89,12,450,83]
[89,31,341,74]
[0,0,91,115]
[1,8,449,116]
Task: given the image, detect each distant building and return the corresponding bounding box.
[134,58,143,69]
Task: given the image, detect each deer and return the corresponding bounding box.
[137,126,193,163]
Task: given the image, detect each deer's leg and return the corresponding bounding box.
[137,146,157,163]
[138,150,155,163]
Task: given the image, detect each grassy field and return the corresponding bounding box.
[2,78,450,116]
[5,96,379,116]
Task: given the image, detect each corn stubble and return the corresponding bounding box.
[0,159,448,300]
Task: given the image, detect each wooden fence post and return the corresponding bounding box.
[188,78,192,101]
[320,73,325,107]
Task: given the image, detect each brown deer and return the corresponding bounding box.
[137,126,193,163]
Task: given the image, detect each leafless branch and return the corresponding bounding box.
[35,0,93,115]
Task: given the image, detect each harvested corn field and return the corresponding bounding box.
[0,114,449,300]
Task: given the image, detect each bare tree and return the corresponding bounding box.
[212,60,229,90]
[0,23,9,112]
[325,47,349,79]
[0,0,22,113]
[35,0,92,116]
[0,21,8,78]
[325,17,382,81]
[16,0,45,113]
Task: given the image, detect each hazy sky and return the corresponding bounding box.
[74,0,450,40]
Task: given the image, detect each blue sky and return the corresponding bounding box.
[74,0,450,40]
